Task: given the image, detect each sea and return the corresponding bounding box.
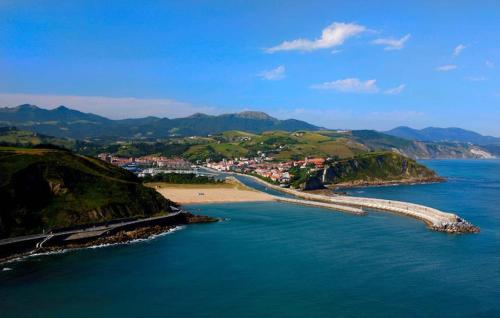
[1,160,499,317]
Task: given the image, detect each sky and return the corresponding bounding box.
[0,0,499,135]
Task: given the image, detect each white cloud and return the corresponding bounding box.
[265,22,366,53]
[311,78,379,93]
[330,49,342,55]
[372,34,411,50]
[384,84,406,95]
[435,64,457,72]
[0,93,217,119]
[258,65,286,80]
[486,60,495,68]
[465,76,486,81]
[452,44,466,57]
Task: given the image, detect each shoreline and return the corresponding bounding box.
[326,177,446,190]
[0,212,218,264]
[1,225,184,265]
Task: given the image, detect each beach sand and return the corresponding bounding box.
[148,181,273,204]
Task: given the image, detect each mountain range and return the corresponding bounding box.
[0,104,319,139]
[0,104,498,159]
[385,126,500,145]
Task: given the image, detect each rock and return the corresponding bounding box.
[431,218,480,233]
[300,176,325,191]
[182,213,219,224]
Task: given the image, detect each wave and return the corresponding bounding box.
[87,225,186,249]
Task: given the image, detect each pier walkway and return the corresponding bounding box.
[234,174,478,232]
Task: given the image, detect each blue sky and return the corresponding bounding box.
[1,1,499,135]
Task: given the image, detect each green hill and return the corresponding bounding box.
[321,152,441,186]
[0,147,176,238]
[183,130,368,162]
[0,126,75,148]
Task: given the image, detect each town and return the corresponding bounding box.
[97,152,327,186]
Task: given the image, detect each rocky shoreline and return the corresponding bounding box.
[430,217,480,233]
[47,213,218,250]
[0,212,218,264]
[326,176,446,189]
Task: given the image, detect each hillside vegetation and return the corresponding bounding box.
[321,152,441,186]
[0,147,175,238]
[2,125,495,160]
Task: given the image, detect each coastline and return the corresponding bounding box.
[326,176,446,189]
[0,212,218,264]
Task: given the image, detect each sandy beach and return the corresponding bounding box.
[148,180,273,204]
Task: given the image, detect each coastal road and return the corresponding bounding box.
[0,212,183,253]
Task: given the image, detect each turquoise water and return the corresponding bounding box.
[1,160,499,317]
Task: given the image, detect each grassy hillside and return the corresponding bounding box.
[0,147,175,238]
[321,152,440,185]
[183,131,368,161]
[3,125,492,161]
[0,127,75,149]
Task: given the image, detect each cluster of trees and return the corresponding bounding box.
[288,165,311,188]
[142,173,222,184]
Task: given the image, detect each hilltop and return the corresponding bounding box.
[0,146,176,238]
[0,104,320,139]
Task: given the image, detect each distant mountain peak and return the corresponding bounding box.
[16,104,39,110]
[235,111,275,120]
[187,112,211,119]
[54,105,70,111]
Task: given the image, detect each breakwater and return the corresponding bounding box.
[236,174,479,233]
[225,176,365,215]
[272,196,365,215]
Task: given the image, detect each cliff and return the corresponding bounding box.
[321,152,442,187]
[0,146,176,238]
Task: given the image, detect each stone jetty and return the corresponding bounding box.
[240,174,480,233]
